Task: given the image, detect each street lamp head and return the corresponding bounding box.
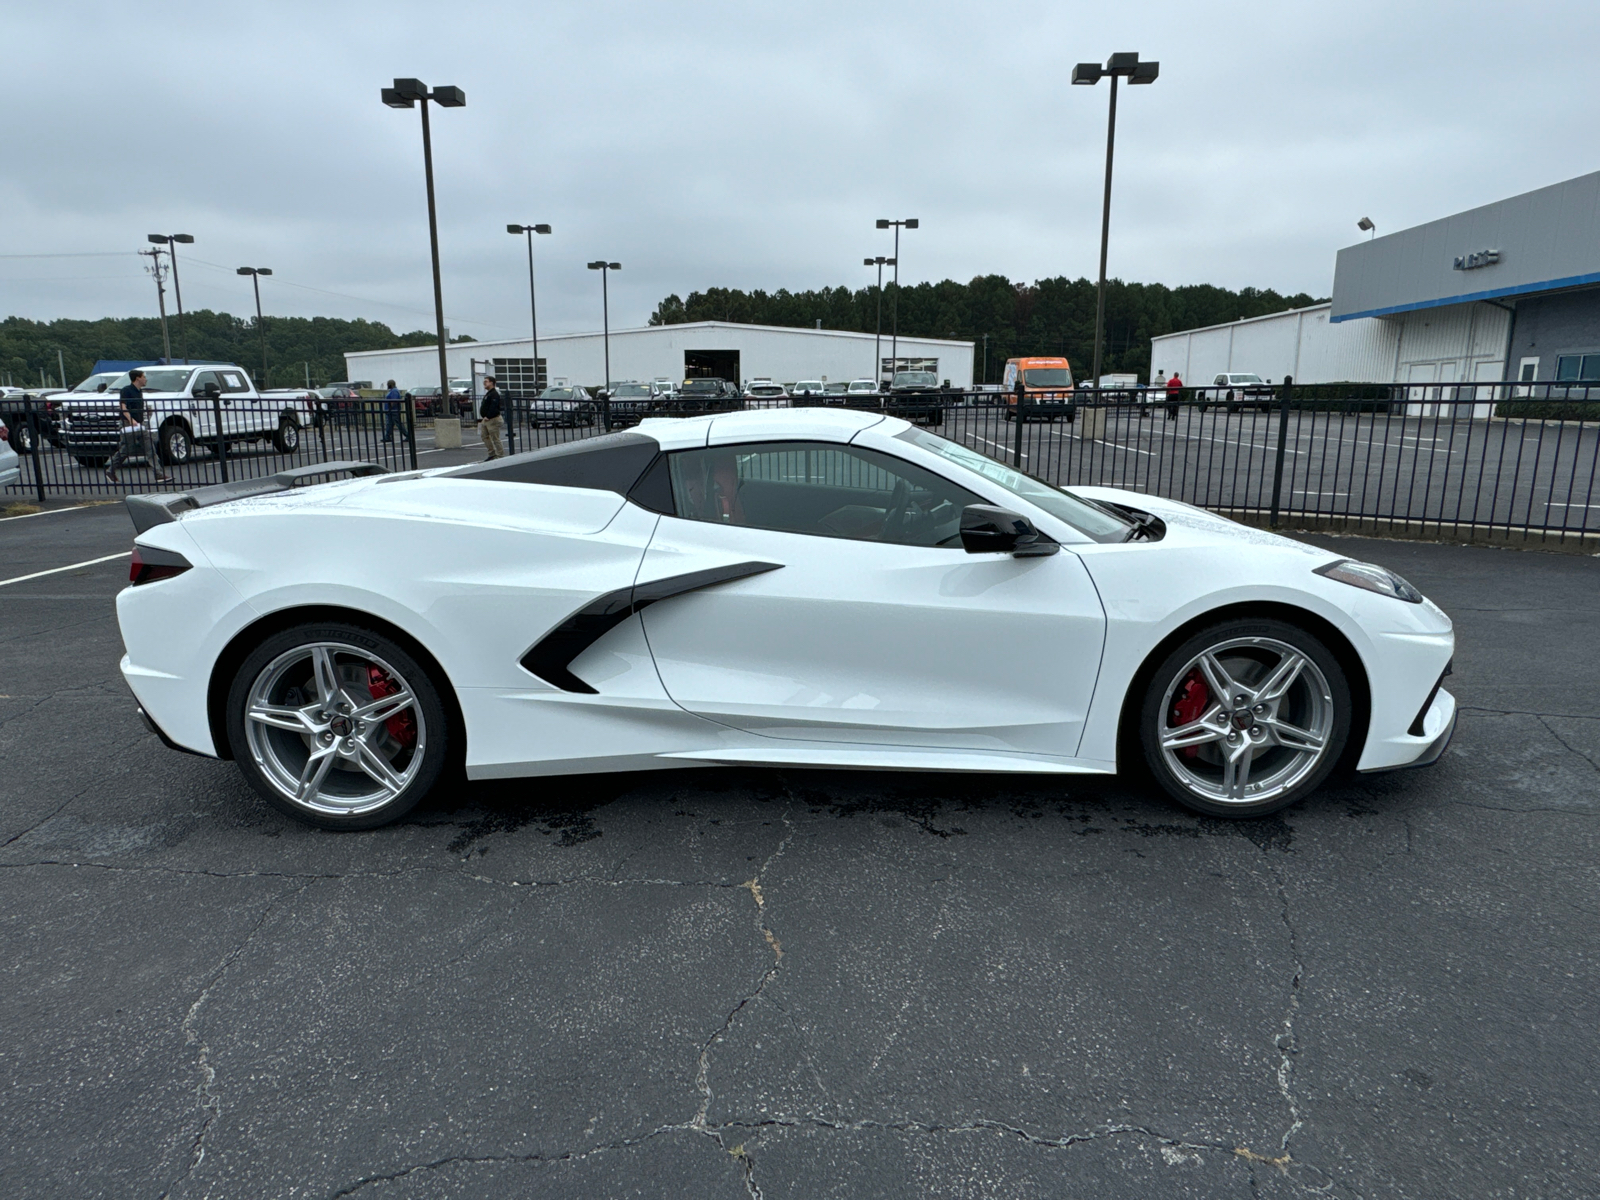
[257,268,272,276]
[508,224,524,234]
[1106,51,1139,73]
[1128,60,1159,84]
[148,234,168,244]
[381,87,415,109]
[905,219,919,229]
[391,77,427,101]
[876,219,890,229]
[1357,216,1375,232]
[432,85,466,107]
[236,267,252,275]
[587,261,606,270]
[1071,62,1103,84]
[534,224,552,235]
[864,258,875,266]
[608,262,621,270]
[886,257,896,266]
[172,234,194,244]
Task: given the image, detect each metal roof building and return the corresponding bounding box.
[345,321,974,393]
[1153,170,1600,387]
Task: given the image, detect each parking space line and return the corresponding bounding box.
[0,551,131,588]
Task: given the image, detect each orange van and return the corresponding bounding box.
[1001,356,1076,423]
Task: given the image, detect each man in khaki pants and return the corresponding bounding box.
[480,375,506,460]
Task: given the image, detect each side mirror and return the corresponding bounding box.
[959,505,1060,557]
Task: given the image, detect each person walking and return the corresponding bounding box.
[381,380,403,444]
[479,375,506,461]
[105,369,173,484]
[1165,369,1184,422]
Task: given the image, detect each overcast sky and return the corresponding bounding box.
[5,0,1596,341]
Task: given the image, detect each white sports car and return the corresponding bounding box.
[117,409,1456,830]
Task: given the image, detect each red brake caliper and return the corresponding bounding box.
[367,666,417,749]
[1169,669,1211,759]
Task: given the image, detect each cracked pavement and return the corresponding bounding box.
[3,506,1599,1197]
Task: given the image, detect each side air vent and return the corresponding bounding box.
[520,561,783,693]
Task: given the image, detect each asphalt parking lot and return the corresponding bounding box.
[3,492,1598,1198]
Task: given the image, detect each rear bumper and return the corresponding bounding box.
[137,705,212,758]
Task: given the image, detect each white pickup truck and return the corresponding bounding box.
[57,364,318,468]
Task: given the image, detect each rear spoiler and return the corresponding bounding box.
[124,460,385,534]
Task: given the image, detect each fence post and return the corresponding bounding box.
[406,397,419,471]
[26,397,45,505]
[1012,393,1026,466]
[1269,375,1292,528]
[213,394,229,483]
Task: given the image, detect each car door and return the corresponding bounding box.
[216,368,253,438]
[637,439,1106,757]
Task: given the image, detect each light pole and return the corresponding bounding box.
[382,77,466,411]
[587,261,621,428]
[1072,52,1157,391]
[147,234,194,363]
[875,219,917,380]
[508,223,552,391]
[981,333,990,385]
[138,246,173,361]
[1357,216,1376,240]
[863,255,895,383]
[236,267,272,386]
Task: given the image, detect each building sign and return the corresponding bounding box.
[1453,249,1501,271]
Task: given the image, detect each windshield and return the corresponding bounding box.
[610,384,652,397]
[848,381,877,391]
[1230,374,1264,384]
[895,427,1133,542]
[1022,368,1073,388]
[71,373,122,393]
[749,385,784,394]
[893,372,937,387]
[682,380,720,393]
[795,381,824,391]
[101,368,194,392]
[537,387,577,400]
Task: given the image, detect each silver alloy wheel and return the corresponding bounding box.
[1157,636,1334,806]
[243,641,426,817]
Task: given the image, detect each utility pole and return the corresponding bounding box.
[139,247,173,361]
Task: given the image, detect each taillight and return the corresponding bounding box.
[130,544,192,585]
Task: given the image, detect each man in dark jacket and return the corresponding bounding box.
[106,369,173,484]
[479,376,506,460]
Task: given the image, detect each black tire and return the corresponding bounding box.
[226,622,451,830]
[8,419,35,455]
[74,453,108,468]
[272,414,301,454]
[159,421,193,466]
[1137,617,1351,818]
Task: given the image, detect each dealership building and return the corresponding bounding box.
[1152,170,1600,389]
[345,321,974,394]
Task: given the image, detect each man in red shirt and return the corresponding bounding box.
[1165,370,1184,421]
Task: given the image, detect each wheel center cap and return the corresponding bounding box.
[1231,710,1255,731]
[328,715,353,738]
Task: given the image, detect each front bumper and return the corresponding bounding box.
[1360,686,1457,773]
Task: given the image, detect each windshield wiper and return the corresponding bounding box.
[1121,512,1163,542]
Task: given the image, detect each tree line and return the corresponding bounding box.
[0,312,476,391]
[650,275,1324,382]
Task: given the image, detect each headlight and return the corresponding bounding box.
[1314,558,1424,604]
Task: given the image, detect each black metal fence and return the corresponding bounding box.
[8,381,1599,545]
[3,395,419,499]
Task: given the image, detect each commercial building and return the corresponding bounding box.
[1152,170,1600,389]
[344,321,973,393]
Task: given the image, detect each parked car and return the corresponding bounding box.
[1211,373,1275,412]
[744,379,790,408]
[790,380,828,400]
[517,386,597,428]
[316,385,366,426]
[599,382,664,428]
[824,381,849,395]
[57,365,317,468]
[0,417,19,489]
[885,370,946,427]
[0,386,44,454]
[404,385,471,419]
[671,379,742,416]
[118,407,1457,830]
[1002,357,1076,424]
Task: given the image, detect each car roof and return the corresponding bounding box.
[640,406,886,450]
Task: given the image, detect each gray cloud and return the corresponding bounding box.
[5,0,1595,339]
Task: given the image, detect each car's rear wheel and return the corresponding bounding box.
[226,623,449,829]
[272,414,301,454]
[1139,619,1350,817]
[9,419,35,455]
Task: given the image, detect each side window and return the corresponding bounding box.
[667,441,982,548]
[191,370,222,395]
[219,370,250,393]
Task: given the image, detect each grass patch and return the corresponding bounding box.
[1,502,42,518]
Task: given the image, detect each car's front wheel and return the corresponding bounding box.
[226,623,449,829]
[272,414,301,454]
[159,421,193,466]
[1138,619,1351,817]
